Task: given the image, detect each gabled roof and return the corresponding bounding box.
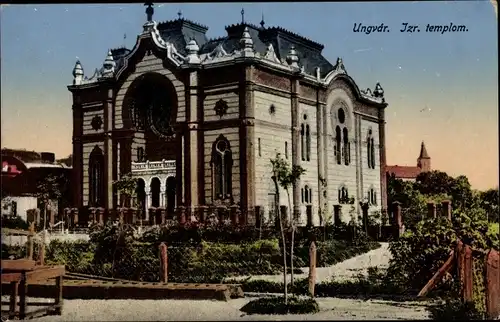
[386,165,422,179]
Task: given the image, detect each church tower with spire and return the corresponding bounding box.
[417,141,431,172]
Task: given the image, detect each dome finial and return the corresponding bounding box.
[144,2,154,22]
[241,8,245,24]
[260,13,265,28]
[177,9,182,19]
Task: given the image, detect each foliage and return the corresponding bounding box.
[240,296,320,315]
[35,174,66,206]
[386,206,497,299]
[479,188,499,223]
[113,173,138,207]
[1,215,29,230]
[427,299,485,320]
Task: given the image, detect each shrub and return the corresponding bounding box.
[386,207,498,309]
[427,299,485,320]
[240,296,320,315]
[1,216,29,230]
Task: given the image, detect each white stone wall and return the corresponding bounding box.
[253,91,292,223]
[203,128,240,205]
[1,196,38,221]
[298,102,319,226]
[82,142,104,206]
[360,119,382,216]
[114,54,185,129]
[325,88,358,223]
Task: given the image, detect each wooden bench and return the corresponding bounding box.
[1,259,65,320]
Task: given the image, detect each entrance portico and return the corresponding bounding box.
[130,160,176,219]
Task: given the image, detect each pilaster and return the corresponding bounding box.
[72,100,83,208]
[291,76,301,222]
[378,108,388,213]
[103,87,114,210]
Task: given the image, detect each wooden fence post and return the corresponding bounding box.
[159,242,168,283]
[38,230,46,266]
[308,241,317,297]
[27,222,35,260]
[485,249,500,319]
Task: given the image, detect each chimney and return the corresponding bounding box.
[40,152,55,164]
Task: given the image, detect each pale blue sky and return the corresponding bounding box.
[1,2,498,189]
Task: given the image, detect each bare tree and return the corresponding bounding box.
[270,153,306,293]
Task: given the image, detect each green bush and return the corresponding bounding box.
[386,207,498,309]
[240,296,320,315]
[428,299,485,320]
[1,216,29,230]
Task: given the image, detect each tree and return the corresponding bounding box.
[270,153,306,291]
[35,174,66,230]
[479,188,499,222]
[113,173,138,208]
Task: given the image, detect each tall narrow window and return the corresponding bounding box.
[367,142,371,167]
[285,141,288,159]
[370,137,376,169]
[258,138,261,157]
[301,124,305,161]
[137,147,144,162]
[339,186,349,204]
[335,126,342,164]
[89,146,105,207]
[304,185,310,203]
[343,127,349,165]
[306,125,311,161]
[211,136,233,200]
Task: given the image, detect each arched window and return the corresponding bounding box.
[258,138,262,157]
[343,127,350,165]
[367,129,376,169]
[89,146,105,207]
[301,124,306,161]
[370,137,376,169]
[301,188,304,203]
[285,141,288,159]
[367,133,372,168]
[211,135,233,200]
[335,126,342,164]
[368,188,377,205]
[137,147,145,162]
[306,125,311,161]
[303,185,312,204]
[338,186,349,204]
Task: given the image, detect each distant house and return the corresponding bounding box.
[1,149,72,222]
[386,142,431,181]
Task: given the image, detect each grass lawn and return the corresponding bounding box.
[489,222,499,235]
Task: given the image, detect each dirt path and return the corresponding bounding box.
[27,297,430,321]
[226,242,391,283]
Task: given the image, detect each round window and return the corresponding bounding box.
[216,140,227,152]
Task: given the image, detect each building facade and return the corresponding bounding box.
[386,142,431,182]
[1,149,72,221]
[68,5,389,226]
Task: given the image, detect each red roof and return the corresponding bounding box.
[386,165,422,179]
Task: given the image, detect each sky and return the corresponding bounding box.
[0,2,498,190]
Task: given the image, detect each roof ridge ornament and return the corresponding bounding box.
[185,39,200,64]
[143,2,155,32]
[263,43,280,63]
[334,57,346,74]
[240,26,254,52]
[260,13,265,29]
[286,45,299,68]
[72,60,84,85]
[373,82,384,99]
[241,8,245,24]
[101,50,116,78]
